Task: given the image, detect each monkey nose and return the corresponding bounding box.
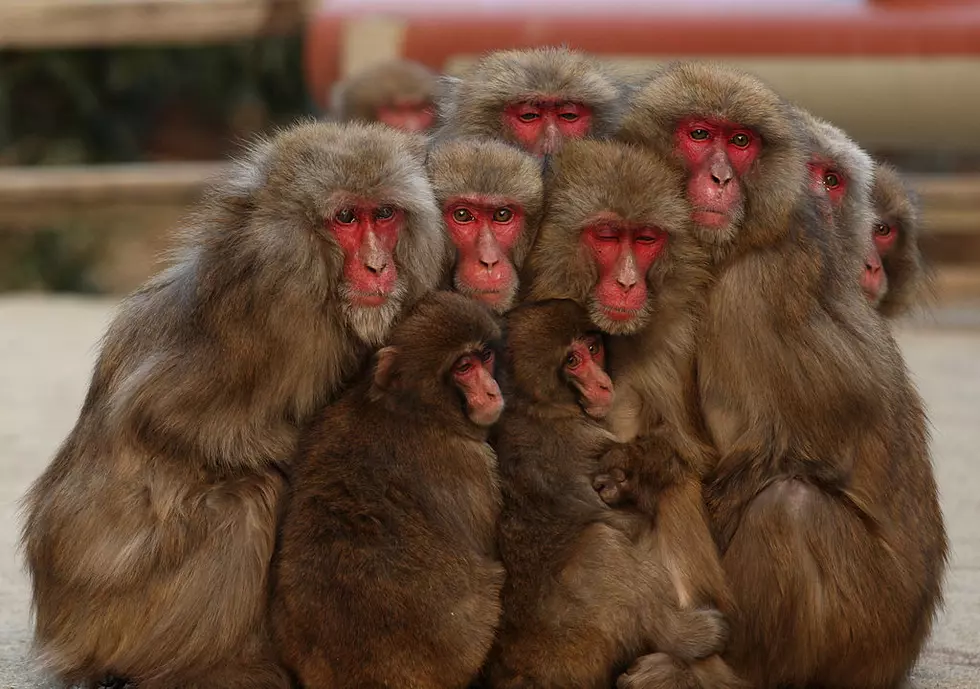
[711,171,733,187]
[616,277,636,291]
[865,262,882,276]
[480,257,500,270]
[365,259,388,275]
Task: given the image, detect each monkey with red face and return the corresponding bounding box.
[427,138,544,313]
[271,291,505,689]
[20,121,448,689]
[619,62,947,689]
[434,47,624,156]
[485,299,730,689]
[330,59,439,133]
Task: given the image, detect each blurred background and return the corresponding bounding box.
[0,0,979,303]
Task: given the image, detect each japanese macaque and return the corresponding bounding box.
[525,140,743,689]
[619,61,948,688]
[485,299,729,689]
[329,59,439,132]
[19,121,448,689]
[435,47,623,156]
[270,291,504,689]
[427,137,544,312]
[871,162,929,317]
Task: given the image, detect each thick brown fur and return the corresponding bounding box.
[618,61,807,264]
[434,47,623,144]
[270,291,504,689]
[426,137,545,310]
[872,162,931,318]
[19,121,448,688]
[623,62,947,688]
[525,140,743,689]
[330,59,438,124]
[485,299,729,689]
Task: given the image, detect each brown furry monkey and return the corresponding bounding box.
[435,47,624,156]
[330,59,439,132]
[525,139,743,689]
[427,137,544,313]
[20,121,448,689]
[870,161,929,317]
[270,291,504,689]
[620,61,948,689]
[485,298,729,689]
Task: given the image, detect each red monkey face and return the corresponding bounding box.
[563,334,614,419]
[452,345,503,427]
[582,214,668,335]
[329,202,406,341]
[675,118,760,238]
[376,99,436,133]
[445,196,524,313]
[503,100,593,156]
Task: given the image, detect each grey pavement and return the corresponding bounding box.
[0,295,978,688]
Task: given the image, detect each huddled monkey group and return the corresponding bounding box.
[21,47,945,689]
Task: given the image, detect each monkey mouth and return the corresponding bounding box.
[692,208,730,228]
[600,305,638,322]
[349,291,389,307]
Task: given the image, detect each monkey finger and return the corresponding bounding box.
[593,470,631,506]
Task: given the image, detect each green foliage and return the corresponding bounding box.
[0,35,310,165]
[0,226,106,292]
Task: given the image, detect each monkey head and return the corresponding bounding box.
[236,121,447,347]
[427,138,544,313]
[793,106,880,306]
[503,299,614,420]
[617,62,808,258]
[527,139,708,337]
[870,162,927,317]
[330,60,439,132]
[437,47,622,156]
[371,291,504,433]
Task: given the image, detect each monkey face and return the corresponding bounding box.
[581,215,668,335]
[376,99,435,133]
[562,333,614,419]
[452,344,504,427]
[503,99,593,156]
[444,196,524,313]
[674,117,758,246]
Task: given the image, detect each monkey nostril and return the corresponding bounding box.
[481,258,499,270]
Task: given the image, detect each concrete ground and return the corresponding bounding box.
[1,295,978,688]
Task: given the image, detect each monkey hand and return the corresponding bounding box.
[616,653,688,689]
[593,445,639,508]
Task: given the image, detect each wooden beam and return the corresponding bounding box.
[0,0,308,49]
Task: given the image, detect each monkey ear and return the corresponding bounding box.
[373,346,400,391]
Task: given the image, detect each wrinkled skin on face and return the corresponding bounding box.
[674,118,760,240]
[562,333,614,419]
[581,213,668,334]
[503,100,593,156]
[329,201,404,307]
[453,344,503,427]
[444,195,525,312]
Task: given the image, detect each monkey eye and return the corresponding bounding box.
[559,112,579,121]
[518,111,541,122]
[480,346,495,364]
[690,129,710,141]
[452,207,475,223]
[874,222,893,237]
[375,205,396,220]
[634,232,662,245]
[587,337,602,357]
[493,207,514,223]
[730,132,751,148]
[823,172,841,189]
[565,351,583,370]
[453,356,476,375]
[335,208,357,224]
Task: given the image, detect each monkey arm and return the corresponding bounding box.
[593,431,697,516]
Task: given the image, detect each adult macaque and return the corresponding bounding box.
[270,291,504,689]
[870,162,928,317]
[20,122,448,688]
[619,61,948,689]
[329,59,439,132]
[486,299,729,689]
[525,140,742,689]
[427,138,544,312]
[435,47,623,156]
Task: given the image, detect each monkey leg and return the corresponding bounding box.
[721,478,938,689]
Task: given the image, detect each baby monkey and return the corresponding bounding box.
[485,299,728,689]
[270,291,505,689]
